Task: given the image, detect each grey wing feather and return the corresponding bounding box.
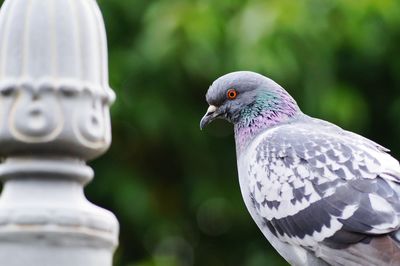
[248,121,400,252]
[306,115,391,152]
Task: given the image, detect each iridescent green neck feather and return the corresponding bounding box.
[234,89,301,152]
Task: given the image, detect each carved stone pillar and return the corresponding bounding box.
[0,0,119,265]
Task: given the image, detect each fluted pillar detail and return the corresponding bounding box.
[0,0,119,265]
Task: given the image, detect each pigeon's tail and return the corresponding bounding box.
[318,235,400,266]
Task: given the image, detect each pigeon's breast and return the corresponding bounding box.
[236,127,311,264]
[238,126,322,222]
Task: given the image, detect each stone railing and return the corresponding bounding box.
[0,0,119,265]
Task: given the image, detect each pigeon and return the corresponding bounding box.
[200,71,400,266]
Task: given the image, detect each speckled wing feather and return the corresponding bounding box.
[245,119,400,264]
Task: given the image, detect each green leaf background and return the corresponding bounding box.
[2,0,400,265]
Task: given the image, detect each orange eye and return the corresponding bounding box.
[227,89,238,100]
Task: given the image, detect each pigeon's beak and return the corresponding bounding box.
[200,105,219,130]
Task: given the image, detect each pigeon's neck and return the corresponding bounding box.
[234,91,300,153]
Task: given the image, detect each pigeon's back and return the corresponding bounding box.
[236,115,400,266]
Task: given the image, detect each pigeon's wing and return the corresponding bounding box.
[246,123,400,258]
[308,116,391,153]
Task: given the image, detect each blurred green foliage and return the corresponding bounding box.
[2,0,400,265]
[89,1,400,265]
[92,0,400,265]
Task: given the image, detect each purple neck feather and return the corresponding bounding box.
[234,91,300,153]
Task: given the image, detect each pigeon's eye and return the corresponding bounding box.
[227,89,238,100]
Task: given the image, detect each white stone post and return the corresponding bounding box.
[0,0,119,265]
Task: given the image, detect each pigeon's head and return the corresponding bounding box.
[200,71,299,129]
